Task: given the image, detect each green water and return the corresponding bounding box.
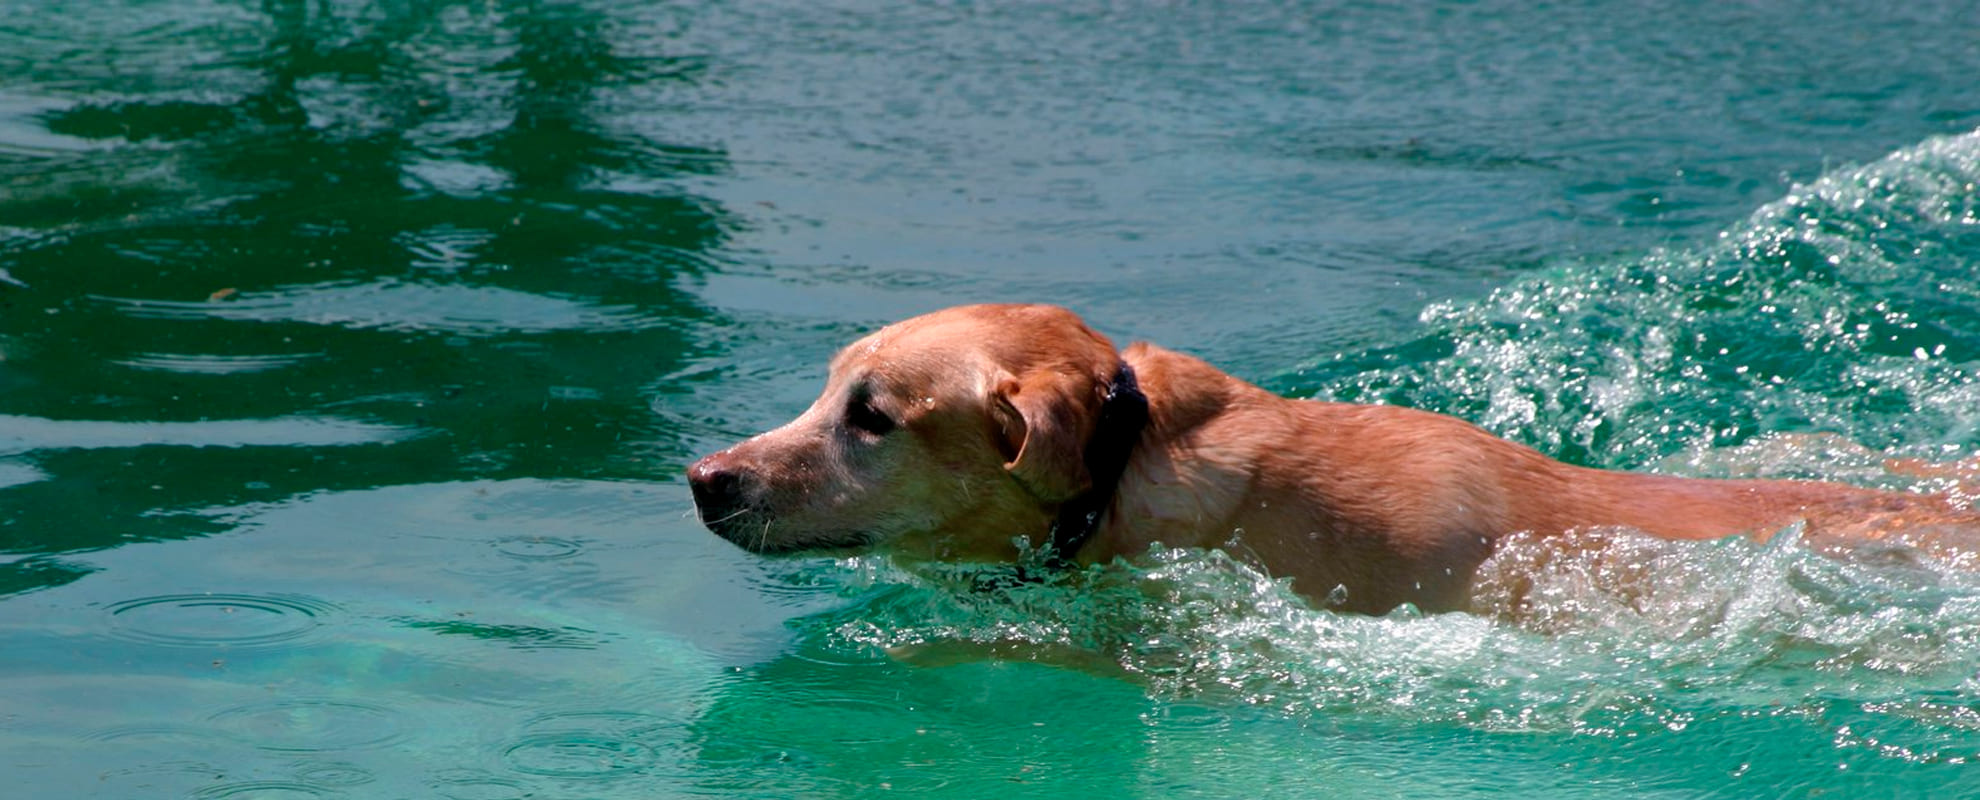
[5,1,1980,797]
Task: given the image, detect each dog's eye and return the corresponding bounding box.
[846,396,895,437]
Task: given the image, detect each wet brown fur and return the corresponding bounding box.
[689,304,1980,614]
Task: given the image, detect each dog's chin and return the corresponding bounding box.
[705,516,876,556]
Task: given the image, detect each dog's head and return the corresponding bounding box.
[687,304,1124,561]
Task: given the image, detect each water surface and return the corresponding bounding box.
[4,1,1980,797]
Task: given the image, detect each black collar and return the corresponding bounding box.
[1043,359,1149,568]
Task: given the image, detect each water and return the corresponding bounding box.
[4,0,1980,797]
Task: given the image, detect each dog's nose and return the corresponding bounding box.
[687,452,747,524]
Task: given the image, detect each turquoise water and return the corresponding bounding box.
[4,1,1980,797]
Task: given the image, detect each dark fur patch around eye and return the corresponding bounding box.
[846,392,895,436]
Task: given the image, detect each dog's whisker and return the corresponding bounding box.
[702,506,753,527]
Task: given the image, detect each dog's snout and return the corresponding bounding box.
[689,453,744,502]
[688,454,747,518]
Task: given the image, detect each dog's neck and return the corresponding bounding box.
[1045,359,1150,567]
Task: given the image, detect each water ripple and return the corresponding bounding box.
[1138,702,1236,734]
[103,592,338,649]
[193,781,341,799]
[1288,128,1980,472]
[290,761,376,789]
[94,761,232,798]
[112,352,324,375]
[492,535,585,561]
[207,698,411,752]
[428,770,532,800]
[502,710,684,780]
[521,709,682,739]
[823,533,1980,749]
[503,734,658,778]
[1,414,410,453]
[83,722,224,744]
[90,278,670,336]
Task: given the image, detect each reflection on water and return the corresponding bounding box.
[0,0,730,583]
[1,412,408,450]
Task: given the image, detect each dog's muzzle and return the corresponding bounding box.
[687,452,755,541]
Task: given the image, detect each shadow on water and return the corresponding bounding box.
[0,0,729,593]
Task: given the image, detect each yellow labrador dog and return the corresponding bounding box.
[689,304,1977,614]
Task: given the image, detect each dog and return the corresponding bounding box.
[688,303,1978,614]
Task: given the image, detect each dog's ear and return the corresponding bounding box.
[990,368,1103,503]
